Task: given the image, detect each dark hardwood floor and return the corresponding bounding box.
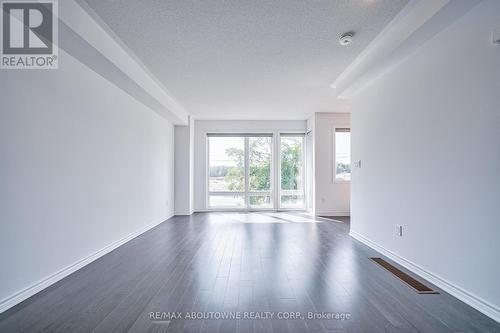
[1,212,498,332]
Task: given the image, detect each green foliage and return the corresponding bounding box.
[225,146,245,191]
[249,195,269,206]
[226,167,244,191]
[221,137,302,195]
[336,162,351,175]
[249,137,271,191]
[280,138,302,190]
[209,165,231,177]
[250,164,270,191]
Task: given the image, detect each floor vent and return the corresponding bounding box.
[370,257,439,294]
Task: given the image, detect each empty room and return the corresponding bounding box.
[1,0,499,332]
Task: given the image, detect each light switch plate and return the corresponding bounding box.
[493,28,500,45]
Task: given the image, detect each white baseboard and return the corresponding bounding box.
[174,210,194,216]
[315,211,351,216]
[350,230,500,324]
[0,214,172,314]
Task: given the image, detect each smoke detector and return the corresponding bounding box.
[339,32,354,46]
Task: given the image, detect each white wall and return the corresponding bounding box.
[306,116,315,214]
[351,0,500,321]
[194,120,306,211]
[313,113,351,216]
[0,49,174,311]
[174,116,195,215]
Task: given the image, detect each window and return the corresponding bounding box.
[279,135,305,209]
[207,134,273,209]
[208,136,246,208]
[334,128,351,181]
[207,132,307,210]
[208,136,245,192]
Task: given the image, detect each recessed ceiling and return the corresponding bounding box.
[83,0,409,120]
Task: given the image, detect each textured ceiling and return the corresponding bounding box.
[83,0,409,120]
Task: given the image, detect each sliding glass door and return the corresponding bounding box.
[207,133,305,210]
[208,134,273,209]
[279,134,305,209]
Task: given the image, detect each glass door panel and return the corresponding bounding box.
[249,137,272,192]
[248,136,272,208]
[279,135,305,209]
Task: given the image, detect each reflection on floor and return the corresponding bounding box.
[213,212,328,224]
[0,212,498,332]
